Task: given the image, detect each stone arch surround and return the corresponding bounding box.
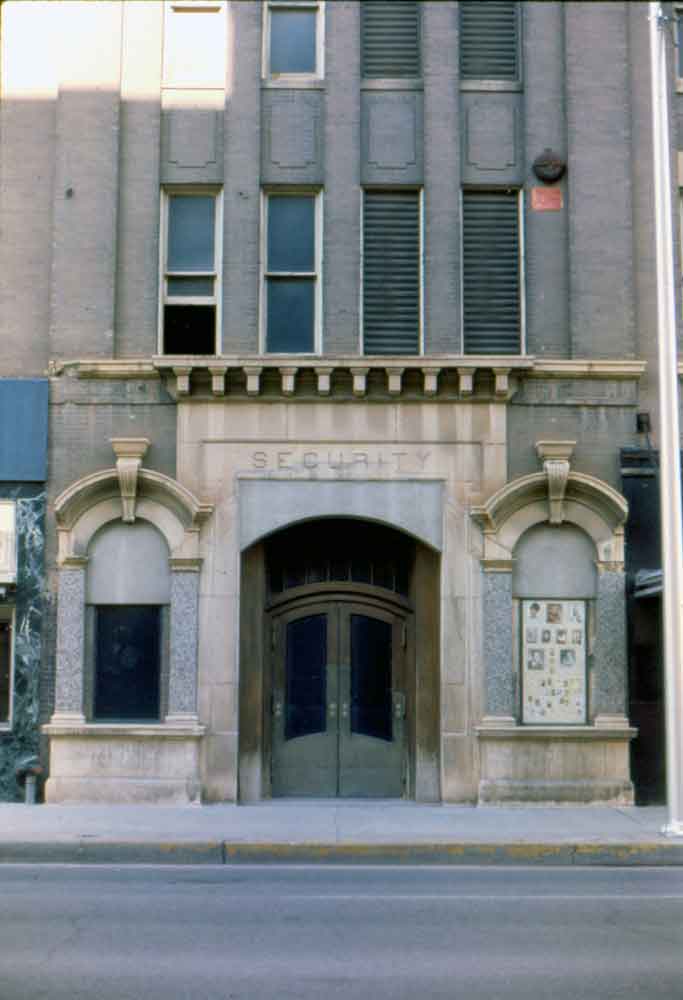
[471,463,636,805]
[43,440,214,804]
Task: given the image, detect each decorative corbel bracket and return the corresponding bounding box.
[535,440,576,525]
[111,438,150,524]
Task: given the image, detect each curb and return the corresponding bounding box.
[1,840,683,866]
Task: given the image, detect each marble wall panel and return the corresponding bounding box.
[483,571,515,718]
[592,571,628,718]
[0,488,45,801]
[168,571,200,717]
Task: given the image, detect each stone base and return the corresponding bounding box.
[478,779,634,805]
[476,724,636,806]
[42,722,205,805]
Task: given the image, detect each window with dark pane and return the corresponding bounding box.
[361,1,420,78]
[162,192,218,355]
[285,615,327,740]
[0,618,11,723]
[459,1,519,82]
[266,194,317,352]
[265,519,414,599]
[94,606,161,721]
[363,191,421,355]
[350,614,392,741]
[462,190,521,355]
[270,8,317,75]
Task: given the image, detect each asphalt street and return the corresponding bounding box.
[1,865,682,1000]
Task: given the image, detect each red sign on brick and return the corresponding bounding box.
[531,187,563,212]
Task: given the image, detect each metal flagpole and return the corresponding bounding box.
[649,2,683,835]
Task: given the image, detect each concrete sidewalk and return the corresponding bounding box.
[1,801,682,865]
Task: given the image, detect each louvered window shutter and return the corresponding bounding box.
[361,1,421,78]
[459,1,519,81]
[462,191,521,355]
[363,191,420,355]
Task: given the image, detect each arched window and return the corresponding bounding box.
[513,523,596,725]
[86,521,171,722]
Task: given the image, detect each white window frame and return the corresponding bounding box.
[459,187,526,356]
[260,189,324,354]
[262,1,325,82]
[0,607,15,732]
[359,187,424,356]
[158,187,224,355]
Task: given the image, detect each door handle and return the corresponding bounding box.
[341,702,349,720]
[393,692,406,720]
[328,702,337,720]
[273,700,283,719]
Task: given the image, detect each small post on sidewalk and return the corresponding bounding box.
[650,2,683,836]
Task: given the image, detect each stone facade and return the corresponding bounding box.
[0,0,672,804]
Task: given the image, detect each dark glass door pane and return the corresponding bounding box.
[350,614,392,742]
[285,614,327,741]
[94,606,161,721]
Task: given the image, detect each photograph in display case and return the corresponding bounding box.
[521,599,587,724]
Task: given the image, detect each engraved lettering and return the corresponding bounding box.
[328,451,345,470]
[303,452,318,469]
[252,451,268,469]
[392,451,408,472]
[277,452,293,469]
[352,452,368,468]
[417,450,431,470]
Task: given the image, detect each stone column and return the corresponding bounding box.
[592,567,629,726]
[482,568,516,724]
[52,564,86,723]
[166,568,201,723]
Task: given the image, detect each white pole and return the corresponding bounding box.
[649,2,683,836]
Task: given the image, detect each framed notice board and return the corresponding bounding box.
[521,599,587,724]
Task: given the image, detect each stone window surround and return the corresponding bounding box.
[44,439,213,738]
[471,440,634,736]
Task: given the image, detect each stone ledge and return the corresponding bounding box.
[47,356,649,402]
[43,777,202,806]
[476,725,637,742]
[42,722,206,740]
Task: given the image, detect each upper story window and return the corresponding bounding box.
[264,2,324,79]
[160,189,223,355]
[163,1,227,90]
[362,190,422,355]
[462,189,524,355]
[459,0,520,84]
[361,0,421,79]
[262,191,322,353]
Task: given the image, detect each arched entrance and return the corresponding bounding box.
[238,518,440,801]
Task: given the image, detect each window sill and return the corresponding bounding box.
[43,721,206,739]
[476,724,637,741]
[262,77,325,90]
[459,79,522,93]
[361,78,423,91]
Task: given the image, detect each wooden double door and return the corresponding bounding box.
[271,599,407,798]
